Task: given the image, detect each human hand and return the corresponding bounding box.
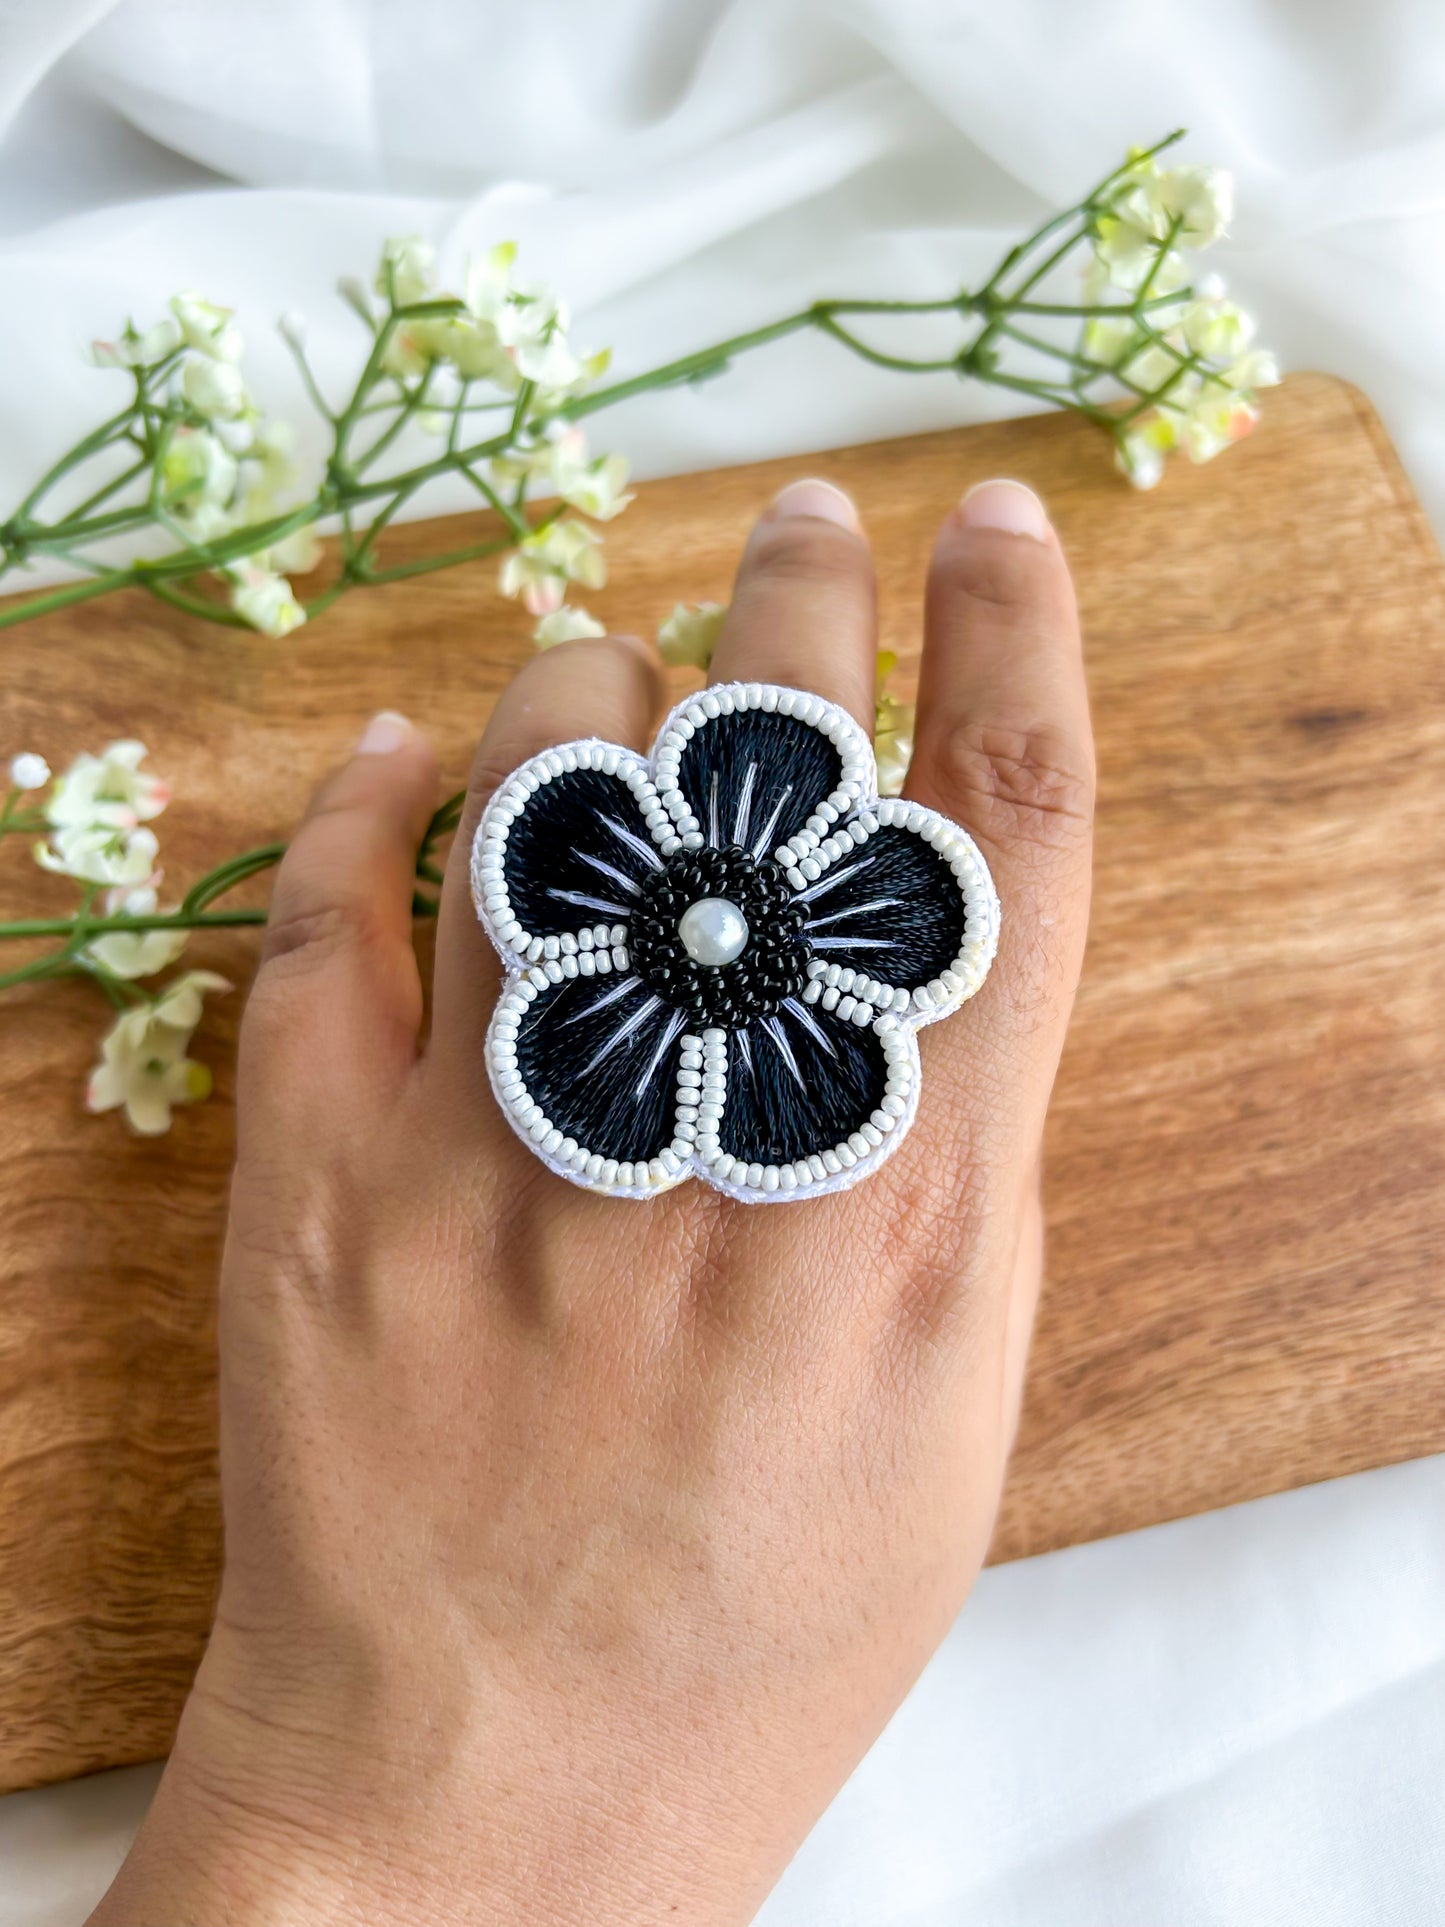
[92,476,1092,1927]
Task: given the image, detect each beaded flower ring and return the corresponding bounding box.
[471,682,1000,1202]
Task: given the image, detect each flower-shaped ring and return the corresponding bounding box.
[471,683,1000,1202]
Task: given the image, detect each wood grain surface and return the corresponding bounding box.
[2,373,1443,1794]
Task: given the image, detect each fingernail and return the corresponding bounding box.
[767,477,861,531]
[959,479,1051,542]
[356,710,412,755]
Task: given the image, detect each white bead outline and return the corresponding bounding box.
[795,797,1002,1028]
[471,737,671,969]
[473,683,999,1202]
[650,681,875,861]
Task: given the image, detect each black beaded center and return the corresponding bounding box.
[630,845,810,1029]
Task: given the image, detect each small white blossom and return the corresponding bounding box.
[1227,347,1281,392]
[228,562,307,637]
[1174,386,1260,464]
[499,520,606,617]
[85,970,230,1135]
[9,752,50,791]
[90,320,181,368]
[37,822,160,887]
[1151,165,1234,246]
[1115,426,1168,491]
[171,292,243,362]
[1181,287,1255,361]
[533,606,608,648]
[657,602,726,669]
[377,236,436,306]
[162,427,238,519]
[183,356,248,420]
[86,885,188,979]
[548,430,632,520]
[873,652,914,797]
[1092,221,1189,296]
[47,740,170,831]
[234,423,323,575]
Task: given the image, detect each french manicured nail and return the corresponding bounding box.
[959,478,1051,541]
[356,710,412,755]
[767,477,861,531]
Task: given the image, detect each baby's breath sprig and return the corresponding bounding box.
[0,130,1270,653]
[0,132,1276,1129]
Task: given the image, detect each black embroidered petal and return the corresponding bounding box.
[798,822,969,992]
[509,973,682,1164]
[671,707,845,856]
[502,767,661,941]
[717,1003,892,1169]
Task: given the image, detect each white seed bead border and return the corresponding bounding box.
[797,796,1002,1027]
[651,682,875,863]
[485,973,691,1201]
[471,737,671,969]
[692,1016,923,1204]
[485,986,925,1205]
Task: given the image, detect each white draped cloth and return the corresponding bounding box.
[1,3,1443,1918]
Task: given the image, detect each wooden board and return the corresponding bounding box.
[2,373,1443,1795]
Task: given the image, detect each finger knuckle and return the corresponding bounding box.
[745,516,873,597]
[257,883,392,983]
[937,719,1094,856]
[930,527,1057,613]
[467,756,521,812]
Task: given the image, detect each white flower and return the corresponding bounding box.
[499,520,606,617]
[1081,313,1139,367]
[9,752,50,791]
[234,423,323,576]
[37,822,160,887]
[47,740,170,831]
[547,429,632,520]
[377,236,436,307]
[657,602,726,670]
[1152,165,1234,247]
[86,885,188,979]
[1092,220,1189,296]
[873,651,914,797]
[90,320,181,368]
[433,315,510,385]
[85,970,230,1136]
[182,356,248,420]
[1181,290,1255,361]
[1114,419,1172,491]
[228,562,307,637]
[463,242,520,325]
[1173,386,1260,464]
[533,605,608,649]
[170,292,243,363]
[1227,347,1281,392]
[162,427,238,518]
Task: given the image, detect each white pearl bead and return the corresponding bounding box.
[677,896,749,967]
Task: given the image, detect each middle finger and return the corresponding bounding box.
[708,478,877,730]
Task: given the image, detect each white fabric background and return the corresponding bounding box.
[1,2,1443,1918]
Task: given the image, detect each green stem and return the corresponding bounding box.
[360,534,511,586]
[0,574,122,627]
[0,908,269,939]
